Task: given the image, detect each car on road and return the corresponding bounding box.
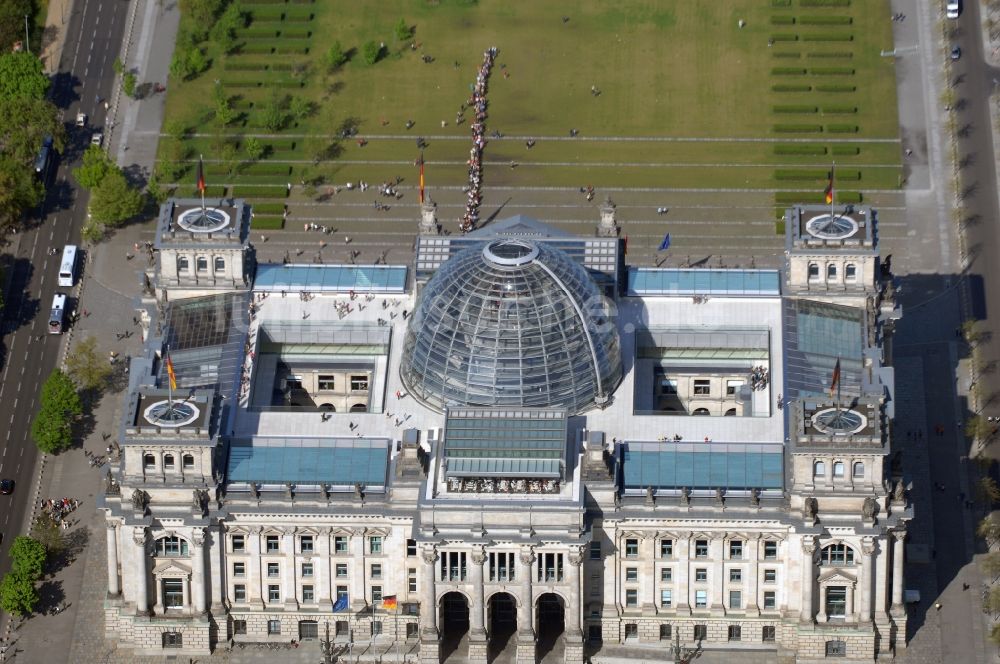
[0,479,13,495]
[947,0,961,19]
[75,112,87,127]
[951,45,962,60]
[91,132,103,147]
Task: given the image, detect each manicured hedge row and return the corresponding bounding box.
[772,67,807,75]
[815,83,856,92]
[249,6,286,19]
[771,33,799,41]
[800,0,850,6]
[242,163,292,176]
[807,51,852,58]
[224,78,305,89]
[771,15,795,25]
[184,186,228,198]
[774,144,828,155]
[774,169,859,181]
[236,42,310,54]
[772,84,812,92]
[773,51,801,58]
[774,105,818,113]
[253,203,287,215]
[265,140,298,151]
[771,0,791,6]
[821,105,857,114]
[281,28,312,38]
[251,215,285,229]
[802,33,853,41]
[775,190,863,204]
[773,124,824,133]
[223,60,303,72]
[283,13,314,22]
[811,67,855,75]
[233,186,288,199]
[830,145,860,156]
[800,15,852,25]
[826,124,858,133]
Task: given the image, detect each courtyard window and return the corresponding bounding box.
[336,564,348,578]
[726,380,744,396]
[372,586,383,603]
[182,454,194,469]
[813,460,825,477]
[214,257,226,273]
[845,264,857,281]
[351,375,369,391]
[833,461,845,478]
[825,587,847,618]
[163,579,183,608]
[268,585,280,602]
[334,536,348,553]
[163,454,174,469]
[267,563,280,578]
[143,454,156,470]
[764,569,777,583]
[729,590,742,610]
[233,585,246,602]
[318,375,336,391]
[694,379,711,395]
[827,264,838,280]
[408,569,417,593]
[163,632,183,648]
[695,568,707,582]
[233,562,245,578]
[177,257,190,273]
[660,624,672,640]
[590,541,602,560]
[233,620,247,635]
[371,564,383,580]
[300,535,314,553]
[853,462,865,478]
[302,585,314,603]
[661,568,672,583]
[407,539,418,557]
[231,535,245,552]
[694,624,707,641]
[825,640,847,657]
[196,257,208,272]
[808,263,820,280]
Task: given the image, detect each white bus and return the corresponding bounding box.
[48,293,67,334]
[58,245,78,287]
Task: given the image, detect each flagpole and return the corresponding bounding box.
[165,346,173,415]
[828,161,836,220]
[199,154,206,213]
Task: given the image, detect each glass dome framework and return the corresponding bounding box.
[400,239,622,414]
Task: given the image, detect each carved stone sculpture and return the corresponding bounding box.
[679,487,690,506]
[645,486,655,505]
[892,479,905,503]
[131,489,148,513]
[803,497,818,521]
[750,487,760,507]
[862,496,877,520]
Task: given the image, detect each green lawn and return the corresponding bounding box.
[158,0,901,213]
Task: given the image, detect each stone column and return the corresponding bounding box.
[249,528,264,608]
[209,526,224,611]
[860,537,875,623]
[419,545,440,664]
[816,584,828,623]
[890,530,905,614]
[516,546,536,664]
[192,528,207,614]
[800,537,816,624]
[353,529,368,610]
[710,536,725,615]
[675,536,690,614]
[746,534,760,616]
[284,529,298,609]
[106,523,120,598]
[133,529,150,616]
[317,528,332,609]
[182,574,191,610]
[846,583,855,622]
[640,533,656,615]
[468,546,488,663]
[564,546,584,664]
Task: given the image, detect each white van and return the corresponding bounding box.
[48,293,67,334]
[947,0,961,18]
[58,245,77,287]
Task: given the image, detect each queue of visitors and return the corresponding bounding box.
[460,47,498,233]
[750,365,769,391]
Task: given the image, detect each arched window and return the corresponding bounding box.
[845,264,857,281]
[214,257,226,273]
[196,257,208,272]
[155,536,189,557]
[827,264,838,280]
[724,408,737,416]
[852,461,864,478]
[808,263,820,280]
[821,543,854,565]
[813,460,825,477]
[177,257,190,273]
[832,461,844,477]
[349,403,368,413]
[143,453,156,469]
[163,454,175,469]
[182,454,195,469]
[319,403,336,411]
[692,408,711,416]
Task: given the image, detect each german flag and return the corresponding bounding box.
[824,165,835,205]
[828,358,841,397]
[382,595,397,611]
[419,155,425,204]
[196,155,206,195]
[165,354,177,391]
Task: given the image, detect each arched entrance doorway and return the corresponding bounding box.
[440,592,469,661]
[488,592,517,661]
[536,593,565,660]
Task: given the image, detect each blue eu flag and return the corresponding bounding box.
[333,595,349,612]
[658,233,671,251]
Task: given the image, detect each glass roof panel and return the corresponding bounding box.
[622,442,784,490]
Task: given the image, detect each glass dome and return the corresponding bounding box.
[400,238,622,413]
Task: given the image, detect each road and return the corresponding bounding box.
[0,0,130,579]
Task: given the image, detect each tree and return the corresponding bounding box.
[289,96,312,122]
[213,83,235,126]
[324,41,347,70]
[210,2,247,54]
[991,623,1000,647]
[65,335,111,392]
[9,536,46,580]
[31,369,81,454]
[0,0,35,54]
[362,40,381,65]
[178,0,226,37]
[164,119,189,142]
[146,171,171,205]
[122,72,137,98]
[0,157,43,232]
[259,92,288,132]
[0,572,39,617]
[981,477,1000,506]
[89,169,143,225]
[169,44,209,81]
[980,514,1000,546]
[967,415,998,443]
[112,57,124,75]
[244,136,263,161]
[0,52,49,100]
[0,95,65,164]
[220,142,238,175]
[394,18,410,42]
[72,144,114,189]
[985,552,1000,580]
[986,586,1000,616]
[30,512,64,556]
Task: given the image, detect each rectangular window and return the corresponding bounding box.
[372,621,383,636]
[763,541,777,559]
[625,623,638,640]
[351,375,370,391]
[625,538,639,558]
[372,586,383,603]
[336,586,348,602]
[233,584,246,602]
[660,568,672,583]
[300,535,314,553]
[268,585,280,602]
[695,568,707,583]
[825,640,847,657]
[407,539,417,557]
[728,625,742,642]
[825,587,847,618]
[695,590,707,609]
[233,562,245,578]
[163,579,184,608]
[538,552,564,582]
[659,624,672,640]
[660,589,672,608]
[764,591,776,610]
[625,589,638,608]
[441,551,468,581]
[695,540,709,558]
[625,568,638,582]
[660,539,673,558]
[694,379,711,395]
[408,569,417,593]
[231,535,245,552]
[729,590,742,610]
[303,585,314,603]
[317,375,336,391]
[694,624,707,641]
[196,257,208,272]
[729,569,742,583]
[183,454,194,469]
[764,569,776,583]
[661,377,678,394]
[590,541,602,560]
[369,536,382,554]
[489,552,515,582]
[334,536,348,553]
[302,562,314,578]
[266,535,279,553]
[163,632,183,648]
[371,564,383,580]
[762,626,776,642]
[726,379,744,396]
[729,541,743,559]
[233,620,247,635]
[267,619,281,635]
[336,564,348,578]
[214,256,226,273]
[267,562,280,578]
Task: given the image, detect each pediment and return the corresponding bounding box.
[153,560,192,576]
[817,569,856,585]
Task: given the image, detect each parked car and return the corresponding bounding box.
[0,479,14,495]
[951,45,962,60]
[75,112,87,127]
[91,132,103,147]
[946,0,961,18]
